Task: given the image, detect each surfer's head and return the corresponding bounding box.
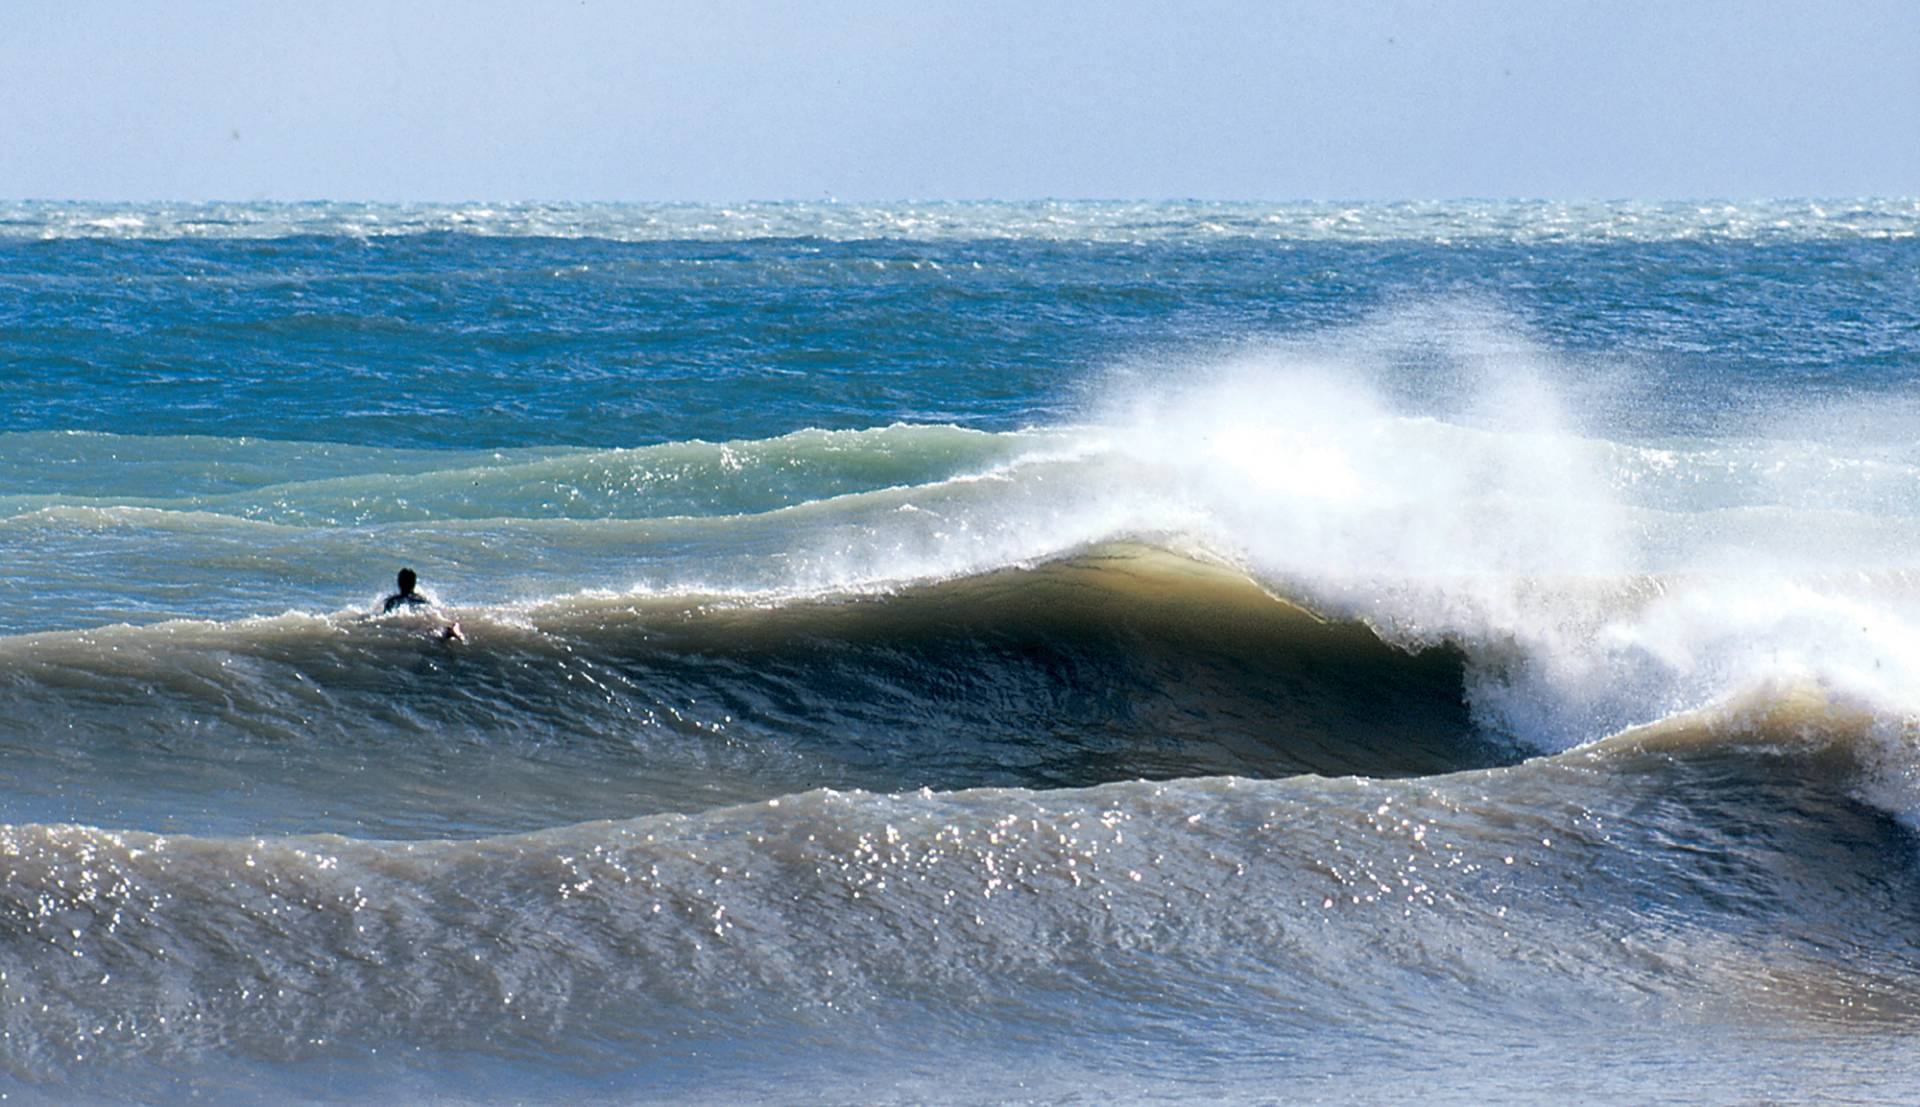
[397,567,417,595]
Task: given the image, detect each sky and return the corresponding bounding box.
[3,0,1916,202]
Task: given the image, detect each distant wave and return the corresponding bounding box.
[3,198,1916,245]
[0,423,1049,526]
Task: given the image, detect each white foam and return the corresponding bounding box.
[1081,319,1920,752]
[7,199,1917,244]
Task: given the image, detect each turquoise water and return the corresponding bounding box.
[4,200,1920,1103]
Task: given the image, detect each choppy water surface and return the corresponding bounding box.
[3,200,1920,1103]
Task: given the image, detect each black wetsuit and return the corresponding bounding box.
[381,591,431,613]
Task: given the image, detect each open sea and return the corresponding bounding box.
[2,198,1920,1103]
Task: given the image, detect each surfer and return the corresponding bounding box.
[381,567,431,612]
[379,567,466,641]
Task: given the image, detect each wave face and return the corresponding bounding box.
[0,549,1497,839]
[4,202,1920,1102]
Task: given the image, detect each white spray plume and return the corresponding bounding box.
[1073,305,1920,754]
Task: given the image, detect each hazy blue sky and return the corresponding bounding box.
[4,0,1915,201]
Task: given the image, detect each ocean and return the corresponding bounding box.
[2,198,1919,1103]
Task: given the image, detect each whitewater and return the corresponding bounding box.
[2,200,1919,1103]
